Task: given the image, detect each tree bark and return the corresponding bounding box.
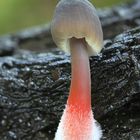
[0,0,140,140]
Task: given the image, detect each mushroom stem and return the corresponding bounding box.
[68,37,91,110]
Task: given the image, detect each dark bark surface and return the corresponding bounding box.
[0,0,140,140]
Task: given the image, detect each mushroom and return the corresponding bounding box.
[51,0,103,140]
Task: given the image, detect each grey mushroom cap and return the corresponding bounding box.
[51,0,103,56]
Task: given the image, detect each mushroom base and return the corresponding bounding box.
[54,104,102,140]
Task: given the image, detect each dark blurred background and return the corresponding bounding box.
[0,0,132,35]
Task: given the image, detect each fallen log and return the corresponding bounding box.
[0,0,140,140]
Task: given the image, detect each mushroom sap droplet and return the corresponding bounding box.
[51,0,103,140]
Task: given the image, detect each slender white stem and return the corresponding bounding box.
[68,37,91,108]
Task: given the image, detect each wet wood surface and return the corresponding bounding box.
[0,0,140,140]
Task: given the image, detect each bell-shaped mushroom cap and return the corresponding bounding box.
[51,0,103,56]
